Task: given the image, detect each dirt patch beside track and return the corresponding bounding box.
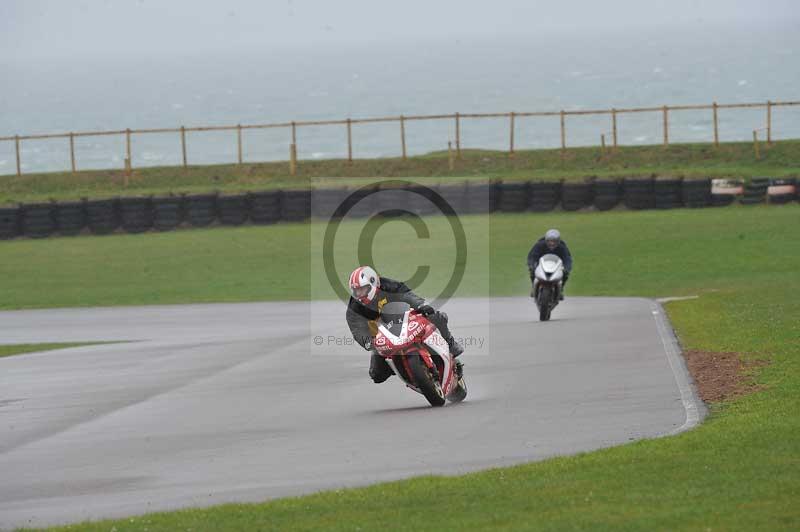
[684,350,768,403]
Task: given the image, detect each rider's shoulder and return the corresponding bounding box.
[379,277,409,293]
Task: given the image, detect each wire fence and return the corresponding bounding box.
[2,99,799,177]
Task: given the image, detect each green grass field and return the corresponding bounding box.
[7,204,799,530]
[2,139,798,205]
[0,343,101,359]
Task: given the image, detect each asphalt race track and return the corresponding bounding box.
[0,297,703,529]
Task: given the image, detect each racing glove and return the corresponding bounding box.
[417,304,436,316]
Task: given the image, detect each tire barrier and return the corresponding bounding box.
[561,183,593,211]
[407,184,441,216]
[740,177,769,206]
[218,194,249,226]
[281,189,311,222]
[375,185,412,218]
[152,196,183,231]
[184,193,218,227]
[463,182,495,214]
[311,187,350,219]
[496,181,530,212]
[623,177,656,210]
[249,190,282,224]
[593,179,621,211]
[21,203,56,238]
[3,175,797,241]
[54,201,87,236]
[767,178,797,205]
[682,179,712,208]
[0,207,20,240]
[529,182,561,212]
[711,178,741,207]
[86,198,119,235]
[119,197,153,234]
[654,179,684,210]
[437,182,470,216]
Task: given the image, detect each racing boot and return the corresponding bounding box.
[369,351,394,383]
[455,360,464,379]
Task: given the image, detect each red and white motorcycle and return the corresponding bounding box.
[374,302,467,407]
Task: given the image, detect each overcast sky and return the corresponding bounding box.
[1,0,798,61]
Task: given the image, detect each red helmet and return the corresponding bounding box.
[349,266,379,305]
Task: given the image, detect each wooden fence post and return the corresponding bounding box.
[125,128,133,182]
[611,108,618,148]
[347,118,353,164]
[662,106,669,147]
[237,124,243,164]
[713,102,719,147]
[601,134,607,155]
[400,115,407,160]
[14,135,21,177]
[180,126,187,168]
[291,121,297,149]
[448,141,454,171]
[767,100,772,145]
[455,113,461,159]
[560,110,566,158]
[290,143,297,176]
[509,112,515,157]
[69,133,76,173]
[753,130,760,159]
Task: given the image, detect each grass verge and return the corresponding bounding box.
[9,204,800,530]
[2,139,799,205]
[0,343,102,359]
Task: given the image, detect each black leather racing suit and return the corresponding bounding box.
[346,277,460,383]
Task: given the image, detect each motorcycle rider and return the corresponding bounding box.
[345,266,464,384]
[527,229,572,300]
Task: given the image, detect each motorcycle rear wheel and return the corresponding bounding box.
[407,354,446,407]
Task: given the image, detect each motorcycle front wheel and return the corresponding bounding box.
[538,285,552,321]
[407,354,446,407]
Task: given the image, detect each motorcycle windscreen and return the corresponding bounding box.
[380,301,410,336]
[540,253,563,274]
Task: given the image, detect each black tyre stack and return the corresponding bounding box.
[623,178,655,210]
[281,189,311,222]
[119,197,153,233]
[218,194,249,226]
[0,207,20,240]
[345,185,379,219]
[682,179,712,208]
[561,182,593,211]
[54,201,87,236]
[152,196,183,231]
[21,202,56,238]
[249,191,282,224]
[740,178,769,205]
[86,198,119,235]
[464,182,495,214]
[528,182,561,212]
[592,179,621,211]
[767,178,797,205]
[437,182,470,216]
[184,193,218,227]
[311,187,351,219]
[654,178,684,209]
[407,184,440,216]
[710,179,739,207]
[374,185,409,217]
[496,181,530,213]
